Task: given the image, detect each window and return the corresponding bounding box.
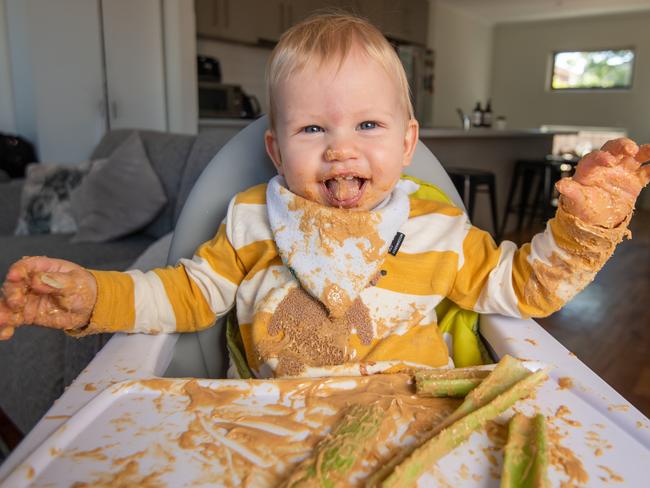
[551,49,635,90]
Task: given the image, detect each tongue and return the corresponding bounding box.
[326,178,362,201]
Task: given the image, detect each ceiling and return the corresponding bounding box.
[437,0,650,24]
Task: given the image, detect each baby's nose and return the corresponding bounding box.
[324,148,352,162]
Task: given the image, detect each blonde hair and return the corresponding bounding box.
[266,12,414,129]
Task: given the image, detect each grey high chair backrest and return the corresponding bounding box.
[164,115,465,378]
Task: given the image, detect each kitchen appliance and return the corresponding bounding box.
[197,54,260,119]
[396,44,434,127]
[198,81,261,119]
[197,55,222,82]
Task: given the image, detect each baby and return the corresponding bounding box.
[1,14,649,378]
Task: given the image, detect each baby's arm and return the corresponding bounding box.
[77,224,243,336]
[0,223,244,339]
[448,138,648,318]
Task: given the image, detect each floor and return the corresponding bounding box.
[503,208,650,418]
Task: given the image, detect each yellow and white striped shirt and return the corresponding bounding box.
[82,178,629,377]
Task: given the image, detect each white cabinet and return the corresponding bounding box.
[101,0,167,131]
[5,0,170,162]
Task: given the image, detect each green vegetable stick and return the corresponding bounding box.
[282,403,386,488]
[435,355,533,433]
[369,355,532,484]
[373,367,549,488]
[416,377,484,397]
[501,414,549,488]
[415,368,490,397]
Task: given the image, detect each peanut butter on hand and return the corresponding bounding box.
[555,138,650,229]
[0,256,97,338]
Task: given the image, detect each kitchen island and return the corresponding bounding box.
[419,127,574,237]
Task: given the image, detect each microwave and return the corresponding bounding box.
[198,82,246,118]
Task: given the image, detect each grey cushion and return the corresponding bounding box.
[0,326,111,433]
[71,133,167,243]
[91,129,196,238]
[0,180,24,235]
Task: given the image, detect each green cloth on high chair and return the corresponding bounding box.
[402,175,491,367]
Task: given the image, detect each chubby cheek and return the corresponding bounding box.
[284,168,323,202]
[370,146,405,190]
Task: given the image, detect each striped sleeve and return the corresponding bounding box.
[76,198,247,335]
[449,203,631,318]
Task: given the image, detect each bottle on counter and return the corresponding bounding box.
[471,102,483,127]
[495,115,507,130]
[482,99,493,128]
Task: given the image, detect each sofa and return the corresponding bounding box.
[0,127,241,434]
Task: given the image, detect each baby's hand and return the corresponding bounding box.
[556,138,650,228]
[0,257,97,340]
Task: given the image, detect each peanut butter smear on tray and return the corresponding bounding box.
[65,375,459,488]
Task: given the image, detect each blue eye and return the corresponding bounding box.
[303,125,324,134]
[358,121,377,130]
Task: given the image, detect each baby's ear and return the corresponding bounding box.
[401,118,419,168]
[264,130,284,174]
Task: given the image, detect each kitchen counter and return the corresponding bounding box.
[418,127,574,138]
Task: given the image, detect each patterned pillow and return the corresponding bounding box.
[14,161,97,235]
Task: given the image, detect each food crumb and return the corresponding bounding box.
[84,383,97,392]
[524,338,538,346]
[607,404,629,412]
[548,423,589,486]
[598,465,624,483]
[554,405,582,427]
[557,377,574,390]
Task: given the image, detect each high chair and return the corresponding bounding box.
[2,117,648,485]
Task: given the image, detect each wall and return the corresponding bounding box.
[491,11,650,142]
[429,1,493,128]
[0,0,15,134]
[6,0,106,163]
[4,0,37,148]
[196,39,271,114]
[163,0,198,134]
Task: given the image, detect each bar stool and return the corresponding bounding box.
[500,158,577,236]
[447,167,500,240]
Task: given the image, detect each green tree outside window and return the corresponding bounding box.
[551,49,634,90]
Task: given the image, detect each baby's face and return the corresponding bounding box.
[265,47,418,211]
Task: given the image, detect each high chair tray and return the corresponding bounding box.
[2,363,649,487]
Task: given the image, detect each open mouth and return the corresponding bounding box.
[322,175,368,207]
